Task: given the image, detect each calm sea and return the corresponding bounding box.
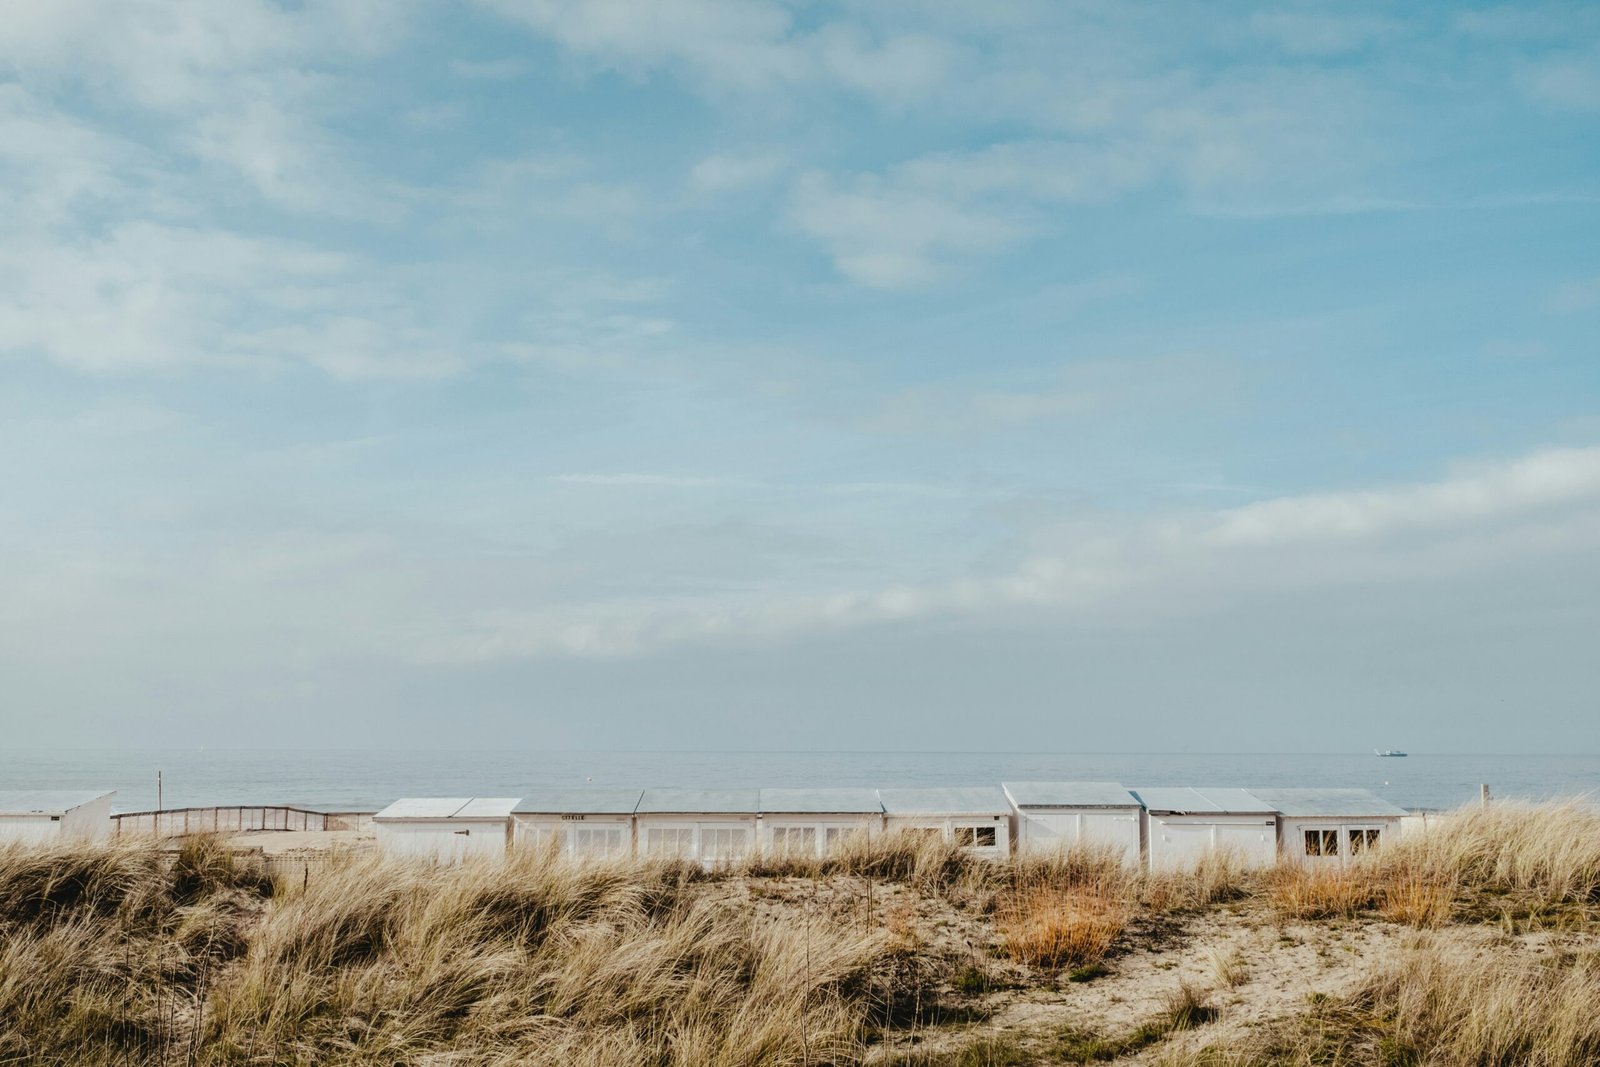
[2,750,1597,814]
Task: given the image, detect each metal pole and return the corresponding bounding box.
[157,771,163,814]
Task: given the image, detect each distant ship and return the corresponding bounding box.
[1374,749,1407,757]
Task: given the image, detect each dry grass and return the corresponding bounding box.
[1161,940,1600,1067]
[1378,872,1455,927]
[1378,799,1600,907]
[1207,946,1248,989]
[6,801,1600,1065]
[1142,848,1252,912]
[996,884,1127,971]
[1266,865,1378,921]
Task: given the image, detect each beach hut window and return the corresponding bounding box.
[1349,828,1381,853]
[1303,829,1339,856]
[772,826,816,853]
[647,827,694,857]
[702,826,750,860]
[823,827,851,850]
[571,826,626,856]
[954,826,998,848]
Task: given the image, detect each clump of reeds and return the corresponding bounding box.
[0,836,270,1066]
[1141,848,1253,912]
[1378,799,1600,907]
[1378,872,1455,928]
[1162,940,1600,1067]
[199,849,893,1065]
[1266,864,1379,921]
[995,883,1127,971]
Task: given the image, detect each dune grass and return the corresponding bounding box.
[3,800,1598,1065]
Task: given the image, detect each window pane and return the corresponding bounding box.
[953,827,976,846]
[1304,830,1322,856]
[973,826,997,847]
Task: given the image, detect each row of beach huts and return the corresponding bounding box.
[370,783,1413,871]
[0,783,1415,872]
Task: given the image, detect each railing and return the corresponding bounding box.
[112,805,332,837]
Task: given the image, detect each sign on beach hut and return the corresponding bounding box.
[1248,787,1408,866]
[372,797,518,862]
[878,786,1012,857]
[512,788,643,859]
[758,788,883,856]
[634,788,760,864]
[1002,781,1142,865]
[0,790,114,845]
[1133,787,1278,871]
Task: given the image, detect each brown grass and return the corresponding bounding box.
[6,800,1600,1065]
[996,884,1127,971]
[1142,848,1252,912]
[1266,865,1378,921]
[1161,939,1600,1067]
[1378,873,1455,927]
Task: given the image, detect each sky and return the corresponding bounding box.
[1,1,1598,752]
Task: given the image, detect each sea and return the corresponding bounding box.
[2,749,1597,814]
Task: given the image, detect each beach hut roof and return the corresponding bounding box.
[454,797,519,819]
[759,787,883,814]
[1247,787,1408,818]
[1002,781,1137,809]
[635,788,760,815]
[877,786,1011,816]
[1131,787,1275,814]
[0,790,113,816]
[373,797,473,820]
[512,788,644,815]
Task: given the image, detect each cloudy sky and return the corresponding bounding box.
[2,1,1598,751]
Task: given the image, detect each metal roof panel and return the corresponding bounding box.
[1002,781,1138,809]
[373,797,472,820]
[0,790,113,816]
[878,786,1011,816]
[512,788,644,815]
[1247,788,1409,818]
[1131,787,1275,814]
[635,788,761,814]
[759,788,883,814]
[454,797,519,819]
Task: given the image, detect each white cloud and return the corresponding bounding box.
[1547,276,1600,313]
[690,151,787,193]
[788,140,1164,285]
[411,444,1600,661]
[1250,12,1402,55]
[0,0,414,213]
[1518,50,1600,112]
[470,0,948,99]
[0,222,461,378]
[1203,447,1600,547]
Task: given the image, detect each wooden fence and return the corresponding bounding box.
[112,806,332,836]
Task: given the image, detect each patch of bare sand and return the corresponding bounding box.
[221,829,374,856]
[834,888,1600,1064]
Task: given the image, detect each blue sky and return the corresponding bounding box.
[2,1,1598,751]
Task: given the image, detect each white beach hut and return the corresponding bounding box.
[758,788,883,857]
[1133,787,1278,871]
[878,786,1012,858]
[634,788,760,864]
[0,790,115,845]
[1002,781,1142,866]
[1248,787,1408,866]
[512,788,642,860]
[372,797,518,862]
